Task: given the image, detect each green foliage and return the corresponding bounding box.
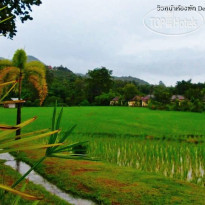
[0,50,48,106]
[86,67,113,102]
[12,104,94,189]
[12,49,27,70]
[95,91,116,106]
[79,99,90,106]
[0,1,42,39]
[123,83,139,101]
[0,59,12,69]
[153,85,172,105]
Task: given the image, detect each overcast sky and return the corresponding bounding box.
[1,0,205,85]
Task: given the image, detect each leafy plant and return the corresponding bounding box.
[11,102,94,189]
[0,81,94,202]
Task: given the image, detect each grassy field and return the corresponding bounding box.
[0,107,205,204]
[0,107,205,137]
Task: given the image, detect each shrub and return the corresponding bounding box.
[79,100,90,106]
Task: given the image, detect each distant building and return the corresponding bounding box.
[141,95,154,107]
[110,97,121,106]
[171,95,185,106]
[128,96,142,107]
[2,98,26,109]
[171,95,185,101]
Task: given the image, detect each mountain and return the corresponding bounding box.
[1,55,149,85]
[0,55,42,63]
[27,55,43,63]
[75,73,149,85]
[113,76,149,85]
[51,66,76,81]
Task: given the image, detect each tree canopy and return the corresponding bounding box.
[0,0,42,39]
[0,50,47,105]
[86,67,113,102]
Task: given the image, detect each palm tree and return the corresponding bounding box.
[0,49,48,136]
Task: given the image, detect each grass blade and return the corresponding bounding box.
[0,143,63,154]
[0,184,42,200]
[0,125,19,130]
[13,181,27,205]
[51,125,76,153]
[50,153,98,161]
[15,129,49,140]
[0,130,60,149]
[53,141,88,153]
[47,101,57,148]
[59,125,77,143]
[47,106,63,154]
[12,156,46,188]
[0,117,37,140]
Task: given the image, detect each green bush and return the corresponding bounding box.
[79,100,90,106]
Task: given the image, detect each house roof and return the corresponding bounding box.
[171,95,185,101]
[111,96,120,101]
[11,98,19,101]
[130,95,142,101]
[141,95,154,102]
[1,100,26,105]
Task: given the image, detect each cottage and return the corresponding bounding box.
[171,95,185,106]
[110,97,120,106]
[141,95,154,107]
[2,98,26,108]
[128,96,142,107]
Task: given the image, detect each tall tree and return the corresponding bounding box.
[0,0,42,39]
[123,83,139,101]
[175,80,192,95]
[86,67,113,102]
[154,85,171,105]
[0,49,48,135]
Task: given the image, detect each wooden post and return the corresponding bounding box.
[16,73,22,137]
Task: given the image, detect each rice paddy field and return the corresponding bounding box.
[1,106,204,188]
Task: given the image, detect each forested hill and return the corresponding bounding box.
[0,55,42,62]
[0,55,149,85]
[113,76,149,85]
[27,55,42,63]
[75,74,149,85]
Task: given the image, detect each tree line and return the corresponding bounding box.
[1,56,205,112]
[19,65,205,112]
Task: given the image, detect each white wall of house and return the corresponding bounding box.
[7,104,16,108]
